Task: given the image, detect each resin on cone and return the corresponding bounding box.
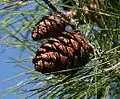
[32,12,69,40]
[33,31,93,73]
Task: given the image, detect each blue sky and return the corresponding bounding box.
[0,47,25,98]
[0,2,40,98]
[0,44,34,99]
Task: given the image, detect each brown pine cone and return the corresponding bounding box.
[33,31,93,73]
[32,13,69,40]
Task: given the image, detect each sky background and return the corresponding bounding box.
[0,2,36,99]
[0,47,28,99]
[0,42,35,99]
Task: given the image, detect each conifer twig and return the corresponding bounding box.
[42,0,58,12]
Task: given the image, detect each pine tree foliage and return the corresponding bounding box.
[0,0,120,98]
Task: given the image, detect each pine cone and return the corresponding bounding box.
[33,31,93,73]
[32,13,68,40]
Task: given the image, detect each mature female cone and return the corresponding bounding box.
[32,12,69,40]
[33,31,93,73]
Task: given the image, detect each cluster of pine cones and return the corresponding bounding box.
[31,8,93,74]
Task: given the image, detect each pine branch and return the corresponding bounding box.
[0,0,120,98]
[42,0,58,12]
